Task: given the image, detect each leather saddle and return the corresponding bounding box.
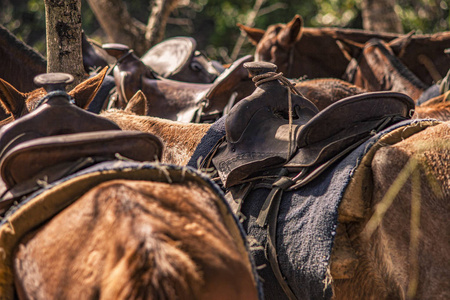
[212,62,415,188]
[103,43,254,122]
[0,73,163,207]
[141,36,224,83]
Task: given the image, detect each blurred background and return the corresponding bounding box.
[1,0,449,63]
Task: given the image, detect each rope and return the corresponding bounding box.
[252,71,305,158]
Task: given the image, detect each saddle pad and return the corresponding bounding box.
[0,161,263,300]
[188,119,441,299]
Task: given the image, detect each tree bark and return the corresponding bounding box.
[44,0,85,87]
[361,0,403,33]
[87,0,181,56]
[145,0,179,47]
[86,0,150,56]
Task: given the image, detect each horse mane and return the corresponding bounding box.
[414,101,450,121]
[76,180,210,299]
[366,39,429,90]
[0,25,46,92]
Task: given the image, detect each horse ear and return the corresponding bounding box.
[125,90,147,115]
[0,78,27,118]
[336,39,364,62]
[277,15,303,48]
[68,66,108,109]
[238,24,266,45]
[389,30,415,58]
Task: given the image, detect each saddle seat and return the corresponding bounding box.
[141,36,224,83]
[0,73,163,195]
[212,62,415,188]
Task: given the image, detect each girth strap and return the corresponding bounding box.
[257,169,298,300]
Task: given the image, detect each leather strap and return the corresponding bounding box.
[256,169,298,300]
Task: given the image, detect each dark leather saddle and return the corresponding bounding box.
[0,73,163,210]
[103,43,254,122]
[141,36,224,83]
[212,62,415,188]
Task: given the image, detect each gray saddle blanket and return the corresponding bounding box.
[188,118,430,299]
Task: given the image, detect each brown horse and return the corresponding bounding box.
[239,15,450,85]
[0,67,109,126]
[11,170,260,300]
[101,95,449,299]
[294,78,366,110]
[337,36,429,102]
[413,91,450,120]
[0,80,260,299]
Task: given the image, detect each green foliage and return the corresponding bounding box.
[1,0,448,60]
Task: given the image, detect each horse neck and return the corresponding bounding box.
[0,25,46,92]
[101,110,211,165]
[361,46,428,101]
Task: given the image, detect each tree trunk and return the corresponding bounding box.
[145,0,179,47]
[361,0,403,33]
[87,0,181,56]
[86,0,150,56]
[44,0,85,87]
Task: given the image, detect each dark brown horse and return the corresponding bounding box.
[337,36,430,102]
[239,15,450,85]
[0,24,46,93]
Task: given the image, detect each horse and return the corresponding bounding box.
[0,67,109,126]
[0,74,261,300]
[0,24,46,93]
[413,91,450,120]
[100,78,449,299]
[294,78,366,110]
[239,15,450,85]
[337,35,430,102]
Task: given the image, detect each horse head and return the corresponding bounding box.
[238,15,303,76]
[0,67,109,125]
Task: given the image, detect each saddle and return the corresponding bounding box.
[104,42,254,122]
[141,36,224,83]
[0,73,162,210]
[211,62,415,188]
[207,62,415,300]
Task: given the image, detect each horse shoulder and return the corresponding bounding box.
[101,110,210,165]
[334,122,450,299]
